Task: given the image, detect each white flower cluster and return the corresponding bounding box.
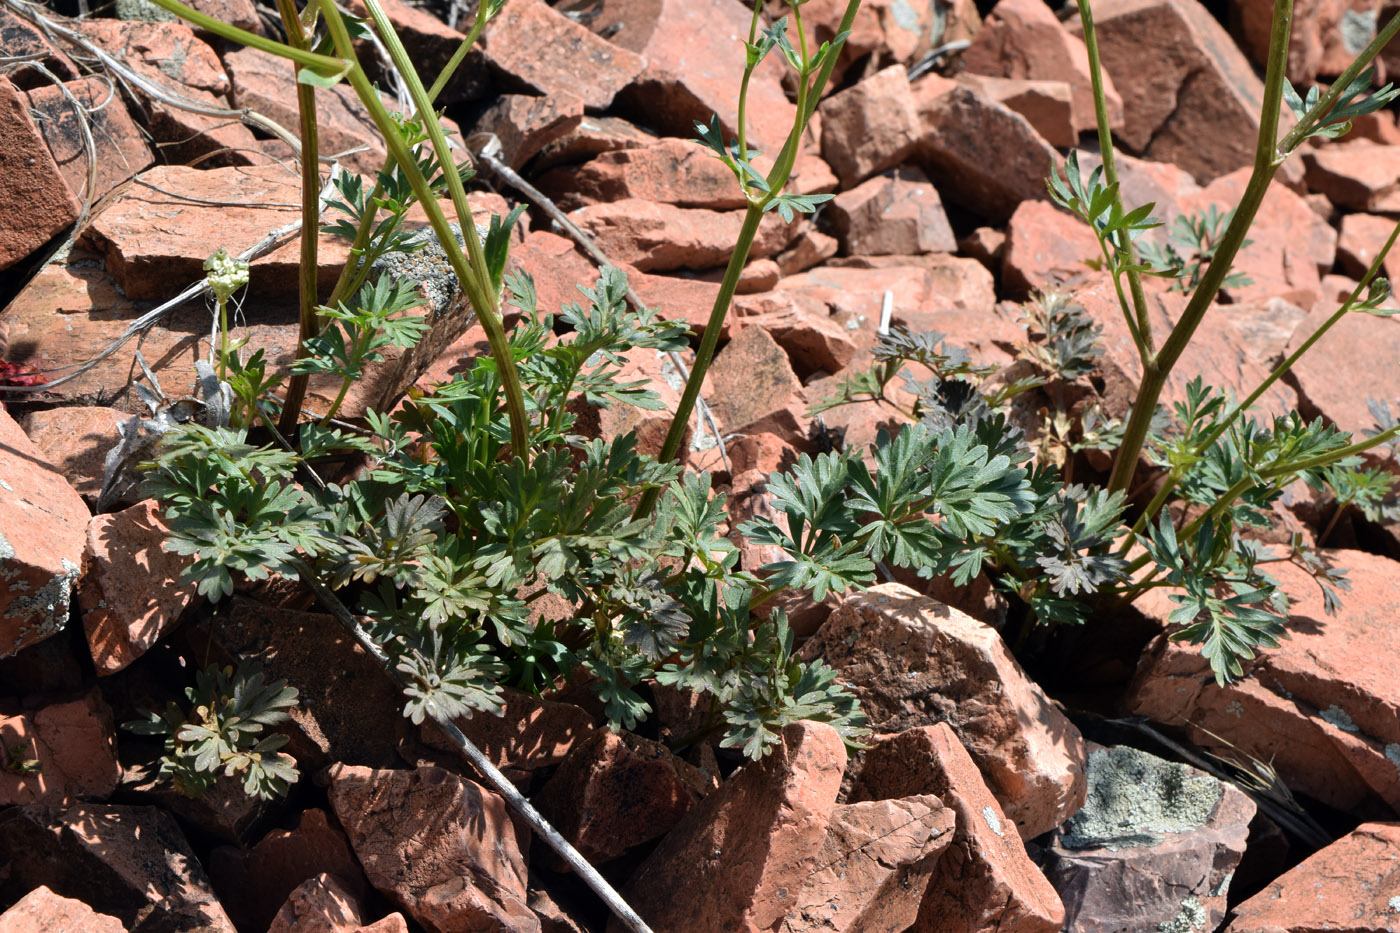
[203,248,250,302]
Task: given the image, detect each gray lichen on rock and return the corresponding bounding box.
[1057,746,1222,851]
[1156,895,1208,933]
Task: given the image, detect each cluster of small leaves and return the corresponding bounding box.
[1136,206,1253,293]
[147,264,868,759]
[693,115,833,220]
[1019,292,1103,382]
[1283,67,1400,147]
[123,664,300,800]
[812,325,1028,428]
[1047,152,1160,276]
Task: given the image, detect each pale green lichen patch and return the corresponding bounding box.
[0,530,14,561]
[1385,743,1400,774]
[1157,896,1208,933]
[982,805,1003,837]
[1388,895,1400,913]
[1058,746,1222,851]
[3,558,80,655]
[1321,705,1359,732]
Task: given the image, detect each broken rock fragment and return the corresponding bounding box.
[850,723,1066,933]
[961,0,1123,135]
[1127,550,1400,814]
[327,765,539,933]
[817,64,921,188]
[0,886,126,933]
[479,0,643,110]
[828,166,957,257]
[619,721,846,933]
[803,583,1086,839]
[1044,745,1255,933]
[0,75,80,271]
[1224,821,1400,932]
[0,407,88,659]
[780,796,955,933]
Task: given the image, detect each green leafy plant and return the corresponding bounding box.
[123,663,300,801]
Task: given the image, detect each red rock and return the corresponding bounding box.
[849,723,1066,933]
[355,916,409,933]
[79,501,196,675]
[0,803,236,933]
[732,291,861,375]
[774,229,839,276]
[620,721,846,933]
[0,688,119,806]
[1285,305,1400,447]
[267,873,365,933]
[1337,211,1400,282]
[528,115,656,172]
[77,20,256,164]
[595,0,795,154]
[958,74,1077,148]
[567,346,693,460]
[829,166,957,257]
[1002,199,1101,299]
[962,0,1123,135]
[782,255,1000,327]
[0,406,88,659]
[818,65,921,187]
[198,598,405,771]
[703,325,805,441]
[558,138,746,210]
[1045,745,1255,933]
[959,226,1007,271]
[626,269,727,342]
[725,432,798,476]
[0,886,126,933]
[481,0,642,111]
[1075,149,1204,226]
[507,231,604,324]
[533,729,712,867]
[1303,141,1400,213]
[1349,108,1400,146]
[1184,169,1337,308]
[1227,296,1309,365]
[18,406,127,507]
[916,79,1059,223]
[0,76,80,271]
[1074,0,1289,185]
[346,0,484,106]
[422,685,598,776]
[24,77,154,206]
[569,198,796,272]
[733,257,782,293]
[806,584,1087,839]
[225,46,397,177]
[1229,0,1372,86]
[1074,274,1299,420]
[0,7,79,92]
[1223,822,1400,932]
[209,808,367,933]
[83,164,349,301]
[475,92,584,171]
[782,796,955,933]
[1127,550,1400,814]
[327,765,539,933]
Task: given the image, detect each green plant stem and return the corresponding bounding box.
[276,0,321,436]
[324,0,529,457]
[325,7,496,310]
[217,296,230,381]
[1122,219,1399,542]
[1076,0,1152,359]
[1279,10,1400,153]
[634,0,862,520]
[146,0,348,79]
[1106,0,1295,494]
[735,2,762,162]
[1124,420,1400,577]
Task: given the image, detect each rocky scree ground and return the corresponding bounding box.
[2,0,1400,929]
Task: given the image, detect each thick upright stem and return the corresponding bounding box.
[276,0,320,435]
[330,0,530,457]
[1107,0,1295,493]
